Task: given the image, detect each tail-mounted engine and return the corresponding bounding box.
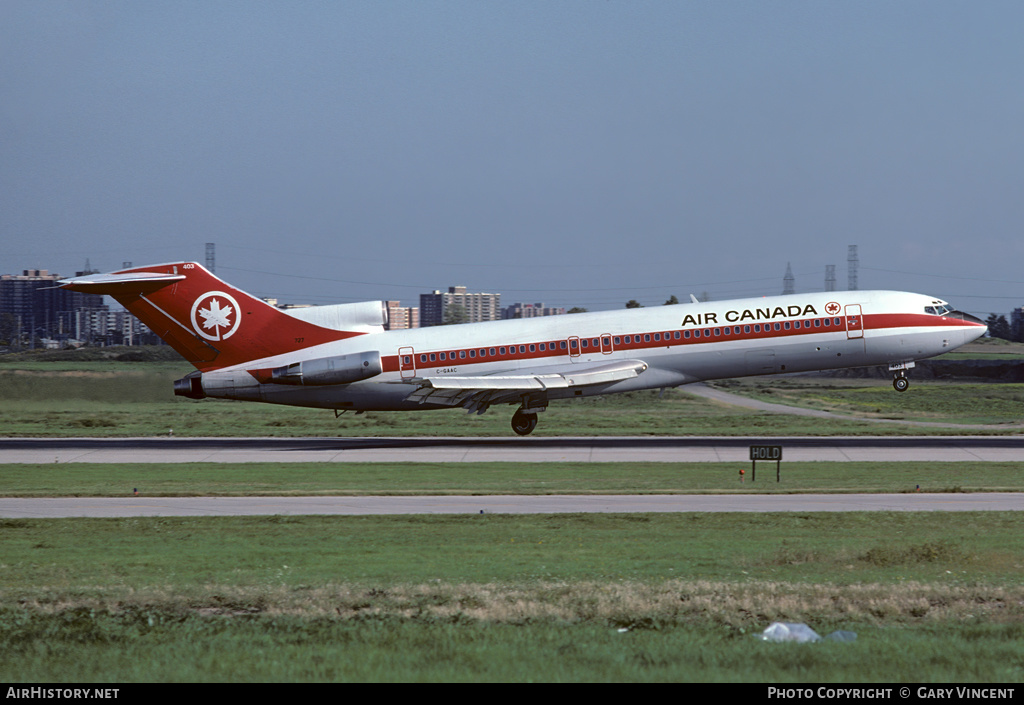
[269,351,382,386]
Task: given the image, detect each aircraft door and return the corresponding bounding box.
[600,334,614,355]
[845,305,864,339]
[568,336,581,359]
[398,346,416,379]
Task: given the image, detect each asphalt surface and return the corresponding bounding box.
[3,435,1024,463]
[3,493,1022,518]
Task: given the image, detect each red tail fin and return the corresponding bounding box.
[60,262,357,371]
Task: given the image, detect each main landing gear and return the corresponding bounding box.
[511,395,547,435]
[511,408,538,436]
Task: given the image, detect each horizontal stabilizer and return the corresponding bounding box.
[59,270,186,294]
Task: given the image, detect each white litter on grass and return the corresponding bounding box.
[761,622,821,643]
[760,622,857,643]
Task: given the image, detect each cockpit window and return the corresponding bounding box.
[925,305,952,315]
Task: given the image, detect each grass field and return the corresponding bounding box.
[3,512,1024,682]
[2,461,1023,496]
[2,359,1023,436]
[2,353,1023,681]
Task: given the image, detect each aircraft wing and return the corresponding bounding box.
[403,358,648,414]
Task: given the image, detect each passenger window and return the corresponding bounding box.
[714,328,721,336]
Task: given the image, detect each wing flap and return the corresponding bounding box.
[404,358,648,411]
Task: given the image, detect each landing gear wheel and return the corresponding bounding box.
[511,409,538,436]
[893,376,910,392]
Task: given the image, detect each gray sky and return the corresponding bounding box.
[3,1,1023,317]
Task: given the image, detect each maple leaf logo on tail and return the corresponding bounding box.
[190,291,242,341]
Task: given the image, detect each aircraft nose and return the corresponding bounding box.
[948,310,987,343]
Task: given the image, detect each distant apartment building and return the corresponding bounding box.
[1011,306,1024,342]
[0,269,109,346]
[419,286,501,326]
[385,301,420,330]
[71,308,154,345]
[502,302,565,319]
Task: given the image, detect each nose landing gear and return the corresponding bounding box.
[888,361,914,392]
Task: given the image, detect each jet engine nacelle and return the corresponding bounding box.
[270,351,382,386]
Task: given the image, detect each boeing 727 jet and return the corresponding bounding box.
[60,262,987,435]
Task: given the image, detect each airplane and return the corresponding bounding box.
[59,262,988,435]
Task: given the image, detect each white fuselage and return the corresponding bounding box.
[195,289,986,413]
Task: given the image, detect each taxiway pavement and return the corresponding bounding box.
[3,492,1023,518]
[2,435,1024,464]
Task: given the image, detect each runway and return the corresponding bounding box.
[3,436,1021,518]
[3,492,1022,518]
[2,435,1024,463]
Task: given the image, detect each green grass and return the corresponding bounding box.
[2,360,1024,435]
[3,355,1023,680]
[1,461,1022,496]
[3,613,1022,682]
[2,512,1024,681]
[711,377,1024,425]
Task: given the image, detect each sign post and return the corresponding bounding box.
[749,445,782,482]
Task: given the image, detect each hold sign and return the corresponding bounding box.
[749,445,782,461]
[749,445,783,482]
